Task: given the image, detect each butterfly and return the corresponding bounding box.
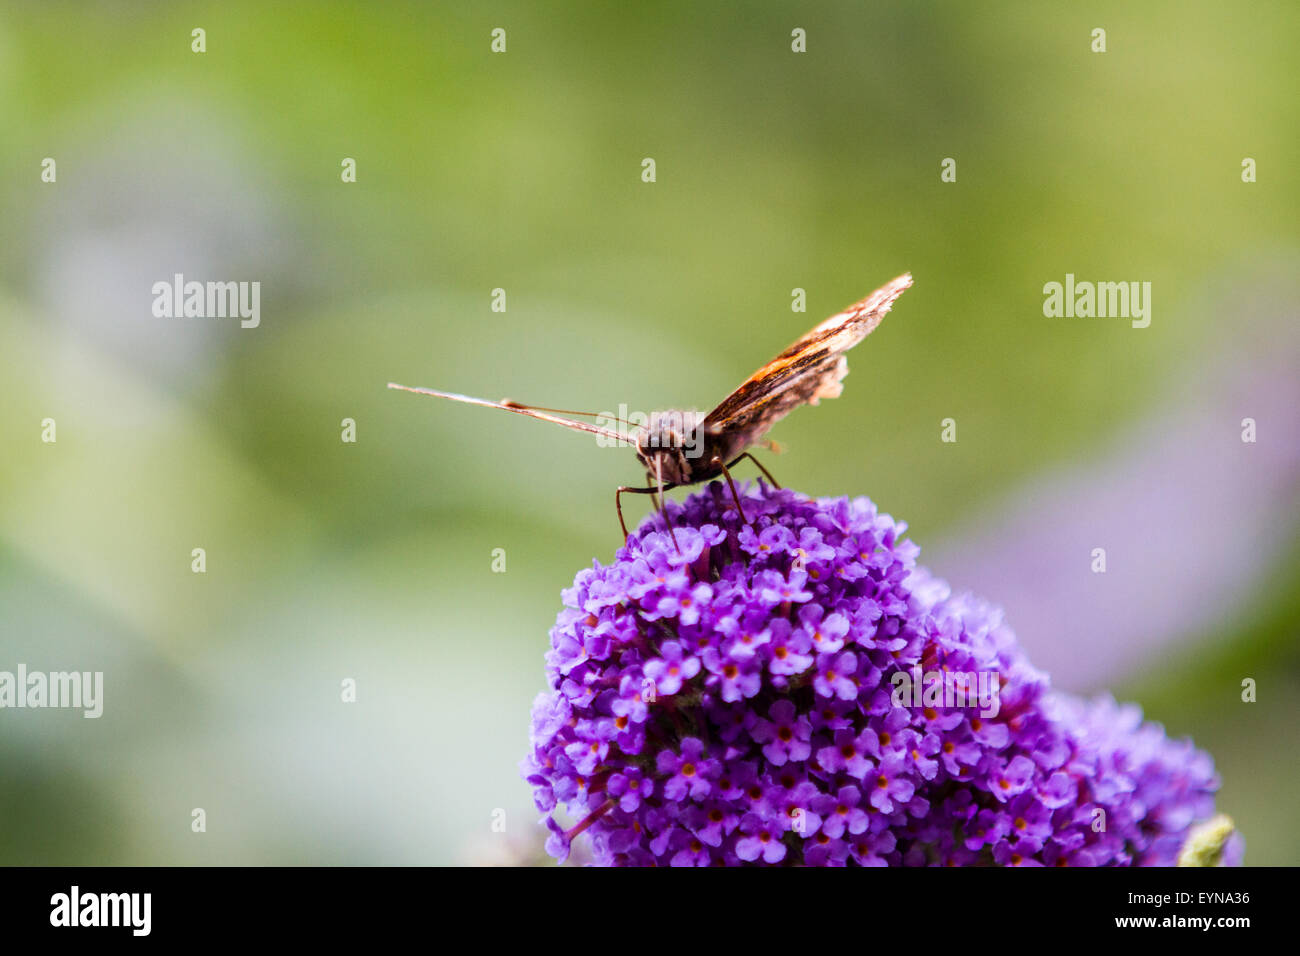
[389,272,912,540]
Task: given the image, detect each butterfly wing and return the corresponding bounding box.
[702,273,912,460]
[387,383,634,445]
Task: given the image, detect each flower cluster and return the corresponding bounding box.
[521,482,1239,866]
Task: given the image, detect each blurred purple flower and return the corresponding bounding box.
[929,287,1300,690]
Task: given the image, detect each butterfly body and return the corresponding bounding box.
[633,409,710,486]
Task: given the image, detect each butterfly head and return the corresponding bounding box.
[634,409,709,485]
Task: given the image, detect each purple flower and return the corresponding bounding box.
[766,618,815,678]
[522,483,1240,866]
[989,754,1037,803]
[797,604,851,655]
[869,752,916,813]
[749,699,812,766]
[813,785,869,839]
[813,650,859,700]
[643,640,700,696]
[815,727,875,780]
[655,737,720,801]
[736,813,787,863]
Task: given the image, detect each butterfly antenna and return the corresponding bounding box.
[499,401,635,427]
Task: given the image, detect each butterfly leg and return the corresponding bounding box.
[714,457,751,527]
[617,478,682,548]
[616,484,659,540]
[728,451,781,489]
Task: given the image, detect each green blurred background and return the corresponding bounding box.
[1,2,1296,864]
